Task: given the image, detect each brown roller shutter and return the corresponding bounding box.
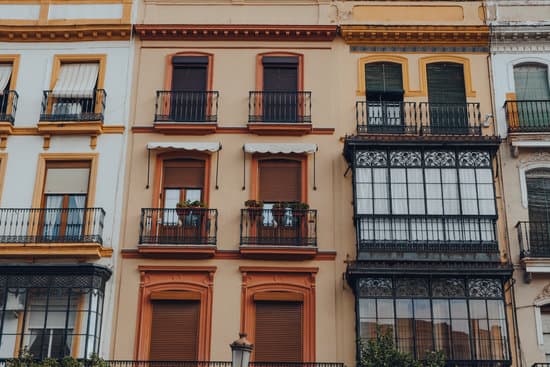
[163,159,205,189]
[149,300,200,361]
[259,160,301,202]
[254,301,303,362]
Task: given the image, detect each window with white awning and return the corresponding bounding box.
[52,63,99,98]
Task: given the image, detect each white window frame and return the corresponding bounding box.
[507,57,550,95]
[519,162,550,209]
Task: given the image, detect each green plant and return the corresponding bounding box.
[244,199,263,208]
[176,200,205,208]
[272,202,288,210]
[291,202,310,210]
[358,328,445,367]
[7,348,108,367]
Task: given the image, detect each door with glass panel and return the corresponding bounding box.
[427,63,468,134]
[159,159,205,243]
[365,62,405,133]
[41,162,90,241]
[513,63,550,129]
[526,169,550,255]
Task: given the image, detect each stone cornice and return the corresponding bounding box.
[340,25,489,47]
[134,24,338,42]
[0,24,131,42]
[490,24,550,52]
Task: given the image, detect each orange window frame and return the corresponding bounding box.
[135,266,216,361]
[250,154,308,203]
[239,266,317,362]
[0,55,20,116]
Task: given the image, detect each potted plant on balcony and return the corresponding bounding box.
[272,202,287,222]
[291,202,310,225]
[244,199,263,221]
[176,200,205,223]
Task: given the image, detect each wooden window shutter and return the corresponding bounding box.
[163,159,205,189]
[365,62,403,100]
[258,159,301,202]
[172,56,208,91]
[149,300,200,361]
[254,301,303,362]
[426,63,466,104]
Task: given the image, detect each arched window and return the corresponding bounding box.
[365,62,403,101]
[526,168,550,223]
[514,63,550,101]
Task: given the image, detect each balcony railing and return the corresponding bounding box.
[356,101,482,136]
[356,101,417,134]
[517,221,550,258]
[357,214,498,253]
[0,208,105,244]
[0,90,18,123]
[40,89,106,122]
[249,91,311,123]
[140,208,218,246]
[0,361,345,367]
[155,90,219,123]
[505,100,550,133]
[240,208,317,247]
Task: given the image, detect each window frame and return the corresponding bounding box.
[164,52,213,92]
[256,52,304,92]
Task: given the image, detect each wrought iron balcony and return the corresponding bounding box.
[517,221,550,258]
[357,214,498,253]
[249,91,311,123]
[100,361,344,367]
[240,208,317,247]
[356,101,417,134]
[40,89,106,122]
[0,207,105,244]
[505,100,550,133]
[356,101,482,136]
[140,208,218,246]
[0,90,18,123]
[155,90,219,123]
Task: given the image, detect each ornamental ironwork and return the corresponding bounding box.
[424,151,456,167]
[467,278,503,298]
[458,151,491,168]
[395,278,429,297]
[356,151,387,167]
[358,278,392,297]
[390,151,422,167]
[431,278,466,297]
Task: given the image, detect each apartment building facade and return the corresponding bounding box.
[339,1,516,366]
[110,1,353,365]
[0,0,133,359]
[487,1,550,365]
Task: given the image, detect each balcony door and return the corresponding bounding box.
[254,300,303,362]
[171,56,208,122]
[160,159,205,242]
[0,63,12,117]
[513,63,550,128]
[257,159,304,244]
[365,62,404,133]
[263,56,298,122]
[526,168,550,254]
[426,63,468,134]
[149,299,200,360]
[41,162,90,241]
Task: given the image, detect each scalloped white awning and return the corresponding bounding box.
[53,63,99,98]
[243,143,317,154]
[147,142,221,152]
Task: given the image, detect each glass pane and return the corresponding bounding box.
[359,299,376,319]
[185,189,202,202]
[377,299,394,319]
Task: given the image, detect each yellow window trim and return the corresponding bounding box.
[357,55,417,97]
[0,153,8,206]
[0,55,20,90]
[419,55,477,98]
[31,153,98,209]
[50,54,106,91]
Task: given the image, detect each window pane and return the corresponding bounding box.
[396,299,413,355]
[408,169,425,215]
[359,298,376,319]
[391,169,408,214]
[373,168,389,214]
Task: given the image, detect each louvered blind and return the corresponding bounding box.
[514,64,550,100]
[259,159,301,202]
[254,301,303,362]
[365,62,403,93]
[149,300,200,361]
[426,63,466,104]
[163,159,205,189]
[526,168,550,223]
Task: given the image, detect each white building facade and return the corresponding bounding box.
[0,0,133,359]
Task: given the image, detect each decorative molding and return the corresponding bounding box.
[351,45,489,53]
[134,24,338,42]
[0,24,131,42]
[121,249,337,260]
[491,24,550,53]
[341,25,489,47]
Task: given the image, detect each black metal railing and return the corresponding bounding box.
[356,101,482,136]
[155,90,219,123]
[357,214,498,252]
[40,89,106,122]
[517,221,550,258]
[249,91,311,123]
[356,101,417,134]
[505,100,550,132]
[140,208,218,246]
[419,102,482,135]
[0,208,105,244]
[240,208,317,246]
[0,361,345,367]
[0,90,18,123]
